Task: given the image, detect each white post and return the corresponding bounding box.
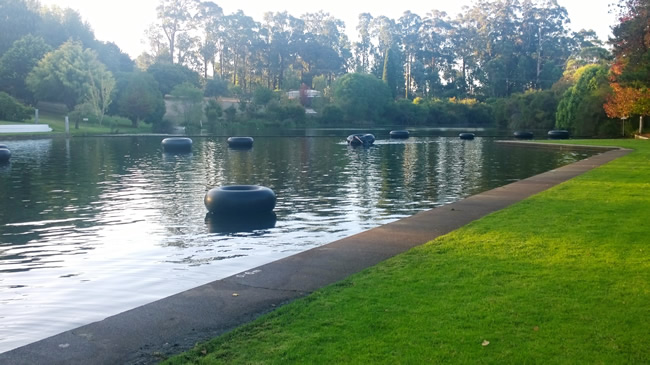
[35,109,39,124]
[640,115,644,135]
[65,116,70,136]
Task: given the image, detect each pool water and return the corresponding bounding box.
[0,136,595,352]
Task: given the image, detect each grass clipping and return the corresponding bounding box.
[166,140,650,364]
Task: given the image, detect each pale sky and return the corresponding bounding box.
[39,0,618,58]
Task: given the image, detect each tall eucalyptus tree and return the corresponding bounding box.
[421,10,454,97]
[225,11,260,91]
[300,11,349,85]
[354,13,374,73]
[196,2,223,79]
[155,0,199,64]
[399,11,423,98]
[262,12,305,89]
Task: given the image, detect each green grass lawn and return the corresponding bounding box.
[1,111,153,136]
[165,139,650,364]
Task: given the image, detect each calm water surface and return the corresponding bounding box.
[0,136,595,352]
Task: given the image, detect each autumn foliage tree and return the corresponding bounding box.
[604,83,641,135]
[607,0,650,134]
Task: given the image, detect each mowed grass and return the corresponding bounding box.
[165,140,650,364]
[1,110,152,135]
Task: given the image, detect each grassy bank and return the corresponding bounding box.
[1,111,152,136]
[165,139,649,364]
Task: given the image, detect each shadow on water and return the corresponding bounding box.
[204,212,277,234]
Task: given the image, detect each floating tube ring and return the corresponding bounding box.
[227,137,254,149]
[161,137,193,153]
[204,185,276,215]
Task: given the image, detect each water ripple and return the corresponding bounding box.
[0,136,595,352]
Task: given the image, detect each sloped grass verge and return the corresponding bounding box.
[166,140,649,364]
[2,111,152,135]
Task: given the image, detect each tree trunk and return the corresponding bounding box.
[170,38,175,65]
[279,55,284,90]
[536,26,542,89]
[405,53,410,99]
[220,52,224,79]
[232,53,239,85]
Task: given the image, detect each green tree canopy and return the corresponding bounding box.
[556,64,612,136]
[491,90,558,130]
[204,76,229,98]
[26,40,113,111]
[0,91,33,121]
[170,81,204,130]
[610,0,650,87]
[0,34,51,102]
[0,0,40,55]
[118,72,165,127]
[382,44,403,98]
[332,73,392,122]
[94,41,135,74]
[147,62,200,96]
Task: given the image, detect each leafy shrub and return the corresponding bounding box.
[228,84,243,98]
[0,91,33,121]
[103,115,133,133]
[383,99,427,126]
[265,100,305,123]
[320,105,344,125]
[283,103,306,123]
[103,115,132,126]
[556,65,610,136]
[204,77,229,98]
[224,105,237,122]
[332,73,392,122]
[424,98,495,126]
[70,102,98,128]
[204,99,222,133]
[152,119,175,133]
[205,99,222,122]
[312,75,327,92]
[490,90,558,131]
[147,63,200,96]
[253,87,274,106]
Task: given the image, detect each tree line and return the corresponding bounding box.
[141,0,606,99]
[0,0,647,136]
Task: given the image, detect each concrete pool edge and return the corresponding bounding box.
[0,145,632,365]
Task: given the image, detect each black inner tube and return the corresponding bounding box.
[227,137,254,148]
[161,138,192,152]
[390,130,410,139]
[0,148,11,162]
[514,131,534,140]
[547,130,570,139]
[204,185,276,215]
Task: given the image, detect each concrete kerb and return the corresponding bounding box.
[0,143,632,365]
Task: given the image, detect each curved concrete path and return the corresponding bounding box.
[0,144,630,365]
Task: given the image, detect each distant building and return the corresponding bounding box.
[286,89,321,99]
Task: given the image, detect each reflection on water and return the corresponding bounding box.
[205,212,277,234]
[0,136,595,352]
